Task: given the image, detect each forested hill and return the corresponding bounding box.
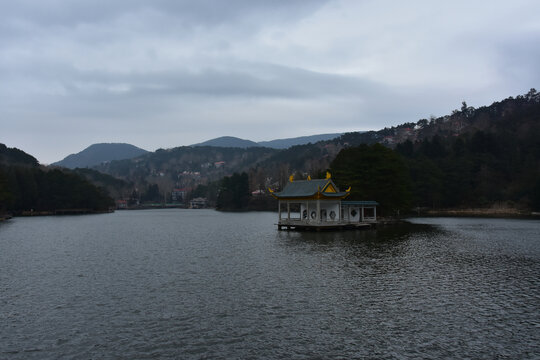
[328,89,540,214]
[0,144,39,166]
[0,144,114,214]
[192,133,343,149]
[86,89,539,212]
[258,133,343,149]
[206,89,540,213]
[192,136,260,148]
[53,143,148,169]
[93,146,280,196]
[335,88,540,148]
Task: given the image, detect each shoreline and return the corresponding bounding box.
[0,214,13,221]
[415,208,540,219]
[13,209,114,217]
[4,207,540,220]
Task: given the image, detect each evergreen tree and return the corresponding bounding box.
[330,144,412,215]
[216,172,250,210]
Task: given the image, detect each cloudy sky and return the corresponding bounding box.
[1,0,539,163]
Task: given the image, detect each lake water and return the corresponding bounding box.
[0,210,539,359]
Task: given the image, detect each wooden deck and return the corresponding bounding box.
[277,219,375,231]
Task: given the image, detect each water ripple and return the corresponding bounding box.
[0,211,539,359]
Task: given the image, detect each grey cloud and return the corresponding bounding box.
[0,0,328,28]
[2,0,539,164]
[496,36,540,86]
[3,58,383,100]
[96,65,383,100]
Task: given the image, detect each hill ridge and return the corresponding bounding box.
[53,143,148,169]
[192,133,344,149]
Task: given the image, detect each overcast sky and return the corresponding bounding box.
[2,0,539,163]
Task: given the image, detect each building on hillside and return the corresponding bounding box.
[171,188,188,202]
[189,197,208,209]
[116,199,128,209]
[269,173,377,230]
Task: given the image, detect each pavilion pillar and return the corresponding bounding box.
[278,200,281,221]
[287,202,290,220]
[373,206,377,221]
[361,206,364,222]
[306,201,309,223]
[316,200,320,223]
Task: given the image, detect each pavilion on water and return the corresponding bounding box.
[269,173,378,230]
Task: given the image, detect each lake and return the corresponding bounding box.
[1,210,539,359]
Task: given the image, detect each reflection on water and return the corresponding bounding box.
[0,211,539,359]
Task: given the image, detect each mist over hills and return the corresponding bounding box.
[53,143,149,169]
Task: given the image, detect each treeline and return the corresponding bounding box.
[329,131,540,215]
[396,132,540,211]
[0,143,39,166]
[330,144,412,215]
[216,172,250,211]
[73,167,132,200]
[212,172,276,211]
[196,128,540,214]
[0,145,114,214]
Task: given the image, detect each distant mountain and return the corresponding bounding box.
[193,133,344,149]
[193,136,260,148]
[53,143,148,169]
[258,133,343,149]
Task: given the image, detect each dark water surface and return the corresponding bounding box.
[1,210,539,359]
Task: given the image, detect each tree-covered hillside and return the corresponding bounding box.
[73,168,133,200]
[330,144,412,215]
[329,90,540,214]
[84,89,539,213]
[93,145,280,202]
[0,144,39,166]
[0,144,114,214]
[395,130,540,211]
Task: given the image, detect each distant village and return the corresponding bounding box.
[113,159,277,210]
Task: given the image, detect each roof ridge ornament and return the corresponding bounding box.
[289,174,294,182]
[326,171,331,179]
[307,175,311,181]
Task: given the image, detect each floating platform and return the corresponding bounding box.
[277,219,375,231]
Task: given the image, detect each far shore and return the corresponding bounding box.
[3,206,540,220]
[416,208,540,219]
